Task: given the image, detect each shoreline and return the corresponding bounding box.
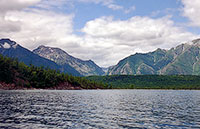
[0,82,83,90]
[0,87,199,90]
[1,82,200,90]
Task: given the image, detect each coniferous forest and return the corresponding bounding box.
[0,54,110,90]
[1,54,200,90]
[87,75,200,89]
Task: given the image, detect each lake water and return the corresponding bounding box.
[0,90,200,129]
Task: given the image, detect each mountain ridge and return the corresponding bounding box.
[0,38,105,76]
[0,39,81,76]
[2,38,200,76]
[108,38,200,75]
[33,45,105,76]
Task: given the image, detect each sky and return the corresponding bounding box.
[0,0,200,67]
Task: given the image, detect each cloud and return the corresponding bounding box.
[181,0,200,27]
[0,0,40,14]
[0,0,199,68]
[78,0,123,11]
[0,0,75,49]
[82,16,194,42]
[81,16,198,66]
[78,0,136,13]
[0,0,42,43]
[107,4,123,10]
[78,0,113,5]
[35,0,74,11]
[1,9,75,49]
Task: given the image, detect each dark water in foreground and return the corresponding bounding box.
[0,90,200,129]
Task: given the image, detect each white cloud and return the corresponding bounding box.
[1,10,75,49]
[35,0,74,11]
[82,16,194,42]
[0,0,40,14]
[181,0,200,27]
[79,0,113,5]
[0,0,76,49]
[1,10,198,67]
[78,0,136,13]
[107,4,123,10]
[81,16,198,66]
[78,0,123,11]
[0,0,199,68]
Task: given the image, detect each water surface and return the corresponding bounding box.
[0,90,200,128]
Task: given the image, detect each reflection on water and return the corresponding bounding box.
[0,90,200,128]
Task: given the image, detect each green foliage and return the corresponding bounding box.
[108,43,200,76]
[0,55,14,83]
[0,54,108,89]
[87,75,200,89]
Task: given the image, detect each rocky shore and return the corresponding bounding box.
[0,82,83,90]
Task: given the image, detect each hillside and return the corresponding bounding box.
[0,39,81,76]
[108,39,200,75]
[87,75,200,89]
[33,45,105,76]
[0,54,108,90]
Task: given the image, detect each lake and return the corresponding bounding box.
[0,90,200,129]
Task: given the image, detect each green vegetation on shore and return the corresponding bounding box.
[87,75,200,89]
[1,54,200,90]
[0,54,109,89]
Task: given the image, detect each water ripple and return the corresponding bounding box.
[0,90,200,128]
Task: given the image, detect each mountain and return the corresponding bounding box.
[0,54,108,90]
[101,67,109,73]
[108,38,200,75]
[33,45,105,76]
[0,39,81,76]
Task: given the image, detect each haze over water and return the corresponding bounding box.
[0,90,200,128]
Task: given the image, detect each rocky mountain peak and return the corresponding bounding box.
[33,45,105,76]
[33,45,70,59]
[0,39,18,49]
[192,38,200,44]
[0,39,81,76]
[191,38,200,48]
[0,39,16,44]
[33,45,73,66]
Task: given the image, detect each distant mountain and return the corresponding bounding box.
[108,38,200,75]
[33,45,105,76]
[0,39,81,76]
[101,67,109,73]
[0,54,107,90]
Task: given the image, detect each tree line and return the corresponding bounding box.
[0,54,110,89]
[87,75,200,89]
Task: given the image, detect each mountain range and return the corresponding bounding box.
[108,38,200,75]
[1,38,200,76]
[0,39,104,76]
